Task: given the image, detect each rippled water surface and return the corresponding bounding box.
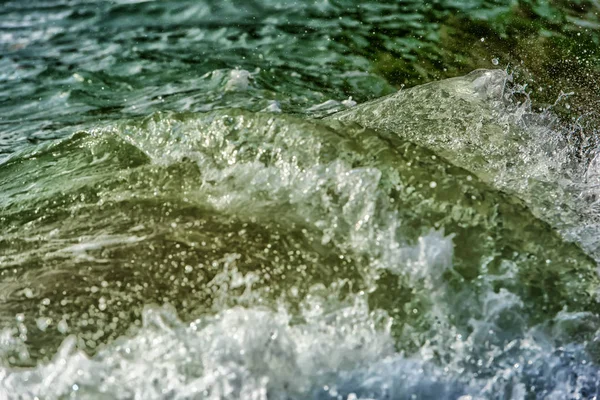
[1,1,600,399]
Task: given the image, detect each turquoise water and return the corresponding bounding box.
[1,1,600,399]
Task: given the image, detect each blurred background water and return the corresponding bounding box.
[2,0,599,154]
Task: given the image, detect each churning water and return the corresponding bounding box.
[1,1,600,399]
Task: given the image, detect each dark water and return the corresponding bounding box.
[1,1,600,399]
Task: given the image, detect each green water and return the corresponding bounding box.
[2,0,599,147]
[1,1,600,399]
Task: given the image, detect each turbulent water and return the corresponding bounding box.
[1,1,600,399]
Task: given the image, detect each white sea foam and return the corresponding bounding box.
[0,291,597,399]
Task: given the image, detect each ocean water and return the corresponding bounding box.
[1,1,600,399]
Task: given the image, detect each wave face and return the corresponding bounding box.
[332,69,600,261]
[0,69,600,399]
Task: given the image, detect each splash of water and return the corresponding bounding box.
[0,71,599,399]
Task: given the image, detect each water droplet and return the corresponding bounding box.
[492,58,499,66]
[98,297,107,311]
[36,317,50,331]
[57,319,69,334]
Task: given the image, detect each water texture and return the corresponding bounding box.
[1,1,600,399]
